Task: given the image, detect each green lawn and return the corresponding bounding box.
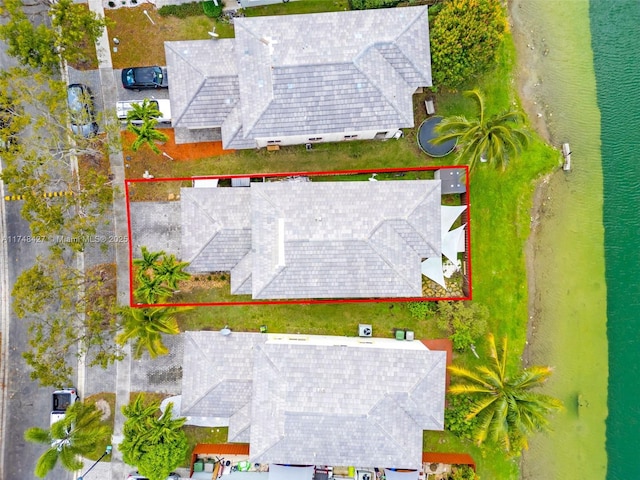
[243,0,349,16]
[84,392,116,462]
[183,426,229,466]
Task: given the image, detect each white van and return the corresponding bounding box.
[117,99,171,124]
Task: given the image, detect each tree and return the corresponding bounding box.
[127,116,169,155]
[435,301,488,352]
[434,89,530,171]
[126,98,162,124]
[120,394,188,480]
[0,0,108,72]
[24,402,111,478]
[49,0,108,67]
[0,68,118,251]
[133,247,190,303]
[154,254,191,290]
[429,0,506,89]
[116,305,182,359]
[448,334,563,453]
[13,248,122,386]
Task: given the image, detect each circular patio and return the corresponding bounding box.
[417,116,457,157]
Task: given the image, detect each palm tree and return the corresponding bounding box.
[133,246,164,281]
[448,333,563,452]
[154,253,190,290]
[24,402,110,478]
[135,275,173,304]
[116,305,182,359]
[434,89,530,171]
[127,117,169,155]
[126,99,162,124]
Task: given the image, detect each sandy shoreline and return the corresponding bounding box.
[508,0,558,363]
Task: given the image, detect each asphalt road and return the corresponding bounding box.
[2,204,73,480]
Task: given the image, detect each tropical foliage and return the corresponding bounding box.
[430,0,506,88]
[25,402,111,477]
[435,301,489,352]
[434,89,529,171]
[116,304,182,359]
[120,394,188,480]
[349,0,398,10]
[126,99,162,124]
[127,116,169,154]
[448,334,563,453]
[133,247,190,303]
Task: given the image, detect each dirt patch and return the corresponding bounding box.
[93,398,112,421]
[178,273,229,293]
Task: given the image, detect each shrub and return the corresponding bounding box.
[349,0,399,9]
[407,301,435,320]
[158,2,204,18]
[202,0,223,18]
[435,301,488,352]
[444,394,478,441]
[429,0,506,89]
[449,465,476,480]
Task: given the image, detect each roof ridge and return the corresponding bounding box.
[353,43,414,125]
[405,181,441,253]
[181,333,224,414]
[165,43,211,127]
[368,395,421,464]
[367,223,422,296]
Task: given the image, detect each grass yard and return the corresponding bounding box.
[84,392,116,462]
[183,426,229,466]
[106,6,234,68]
[243,0,349,16]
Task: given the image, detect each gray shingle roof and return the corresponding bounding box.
[179,180,441,299]
[165,40,240,129]
[180,331,266,418]
[164,7,431,148]
[180,187,252,272]
[249,337,446,467]
[250,180,441,299]
[180,333,446,468]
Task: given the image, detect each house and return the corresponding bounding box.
[180,179,442,299]
[181,331,447,469]
[164,6,432,148]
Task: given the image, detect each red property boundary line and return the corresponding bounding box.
[125,165,472,308]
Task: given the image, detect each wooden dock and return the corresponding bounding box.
[562,142,572,171]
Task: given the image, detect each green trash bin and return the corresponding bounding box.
[395,330,405,340]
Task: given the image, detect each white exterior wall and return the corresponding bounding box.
[254,128,400,149]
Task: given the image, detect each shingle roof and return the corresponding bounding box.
[165,40,240,129]
[164,7,431,148]
[250,180,441,299]
[180,333,446,468]
[180,187,252,272]
[180,331,266,419]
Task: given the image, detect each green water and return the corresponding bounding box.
[510,0,608,478]
[589,2,640,478]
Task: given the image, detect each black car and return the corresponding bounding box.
[67,84,99,138]
[121,66,168,90]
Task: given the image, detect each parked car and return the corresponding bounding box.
[116,99,172,124]
[67,84,99,137]
[50,387,79,427]
[121,66,168,90]
[126,471,180,480]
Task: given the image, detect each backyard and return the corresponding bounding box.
[107,3,559,478]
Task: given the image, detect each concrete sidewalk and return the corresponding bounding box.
[80,0,133,478]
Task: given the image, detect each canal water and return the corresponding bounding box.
[512,0,640,477]
[590,1,640,478]
[510,0,608,478]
